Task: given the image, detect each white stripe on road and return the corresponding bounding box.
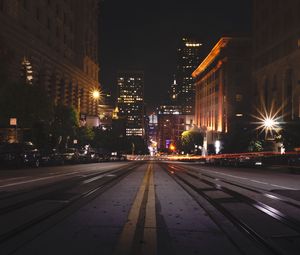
[249,179,268,185]
[199,168,297,190]
[0,171,84,188]
[270,184,297,190]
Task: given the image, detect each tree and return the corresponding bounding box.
[127,136,149,155]
[279,121,300,151]
[0,76,53,147]
[222,125,254,153]
[248,139,263,152]
[77,126,95,146]
[50,105,79,150]
[181,130,203,154]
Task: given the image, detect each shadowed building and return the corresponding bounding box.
[193,37,252,153]
[253,0,300,121]
[0,0,100,118]
[156,105,194,151]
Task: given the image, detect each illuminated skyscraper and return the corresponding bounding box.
[117,71,145,137]
[176,38,202,114]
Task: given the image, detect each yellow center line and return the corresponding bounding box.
[142,163,157,255]
[113,164,153,255]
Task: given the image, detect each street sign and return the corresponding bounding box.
[10,118,17,126]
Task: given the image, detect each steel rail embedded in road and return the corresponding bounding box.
[0,163,137,215]
[180,167,300,233]
[0,163,143,254]
[160,163,300,255]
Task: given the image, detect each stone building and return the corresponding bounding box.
[253,0,300,121]
[192,37,252,153]
[156,105,194,151]
[0,0,100,118]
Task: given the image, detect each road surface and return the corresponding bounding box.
[0,161,300,255]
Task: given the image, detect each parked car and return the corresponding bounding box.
[288,154,300,173]
[0,142,40,168]
[236,155,263,167]
[59,148,80,164]
[78,145,99,163]
[40,148,64,166]
[109,151,127,161]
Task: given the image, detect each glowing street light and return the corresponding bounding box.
[170,144,176,152]
[91,89,100,101]
[264,117,276,129]
[252,105,282,139]
[90,88,102,119]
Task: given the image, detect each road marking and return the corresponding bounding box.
[82,175,104,184]
[0,171,85,188]
[270,184,297,190]
[142,164,157,255]
[113,163,157,255]
[195,167,300,191]
[249,179,268,185]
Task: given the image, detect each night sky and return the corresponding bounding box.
[99,0,252,111]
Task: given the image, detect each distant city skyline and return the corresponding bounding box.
[99,0,252,110]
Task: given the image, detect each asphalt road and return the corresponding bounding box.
[0,161,300,255]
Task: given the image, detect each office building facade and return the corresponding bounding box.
[193,37,252,151]
[117,71,145,137]
[176,38,202,114]
[253,0,300,121]
[0,0,100,118]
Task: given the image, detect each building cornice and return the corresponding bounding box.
[192,37,232,78]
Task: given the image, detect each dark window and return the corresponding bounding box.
[36,7,40,20]
[47,17,51,30]
[264,78,269,108]
[0,0,4,11]
[272,75,277,91]
[23,0,28,9]
[63,12,66,24]
[284,69,293,119]
[56,26,60,38]
[56,4,59,16]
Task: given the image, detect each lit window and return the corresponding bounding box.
[236,94,243,102]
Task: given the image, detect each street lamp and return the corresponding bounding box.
[170,144,176,152]
[90,88,102,115]
[92,90,100,101]
[252,104,282,139]
[255,114,281,139]
[263,117,276,129]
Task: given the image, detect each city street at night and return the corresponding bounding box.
[1,0,300,254]
[0,161,300,255]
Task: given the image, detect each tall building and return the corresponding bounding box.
[176,38,202,114]
[0,0,100,118]
[253,0,300,121]
[193,37,252,153]
[117,71,145,137]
